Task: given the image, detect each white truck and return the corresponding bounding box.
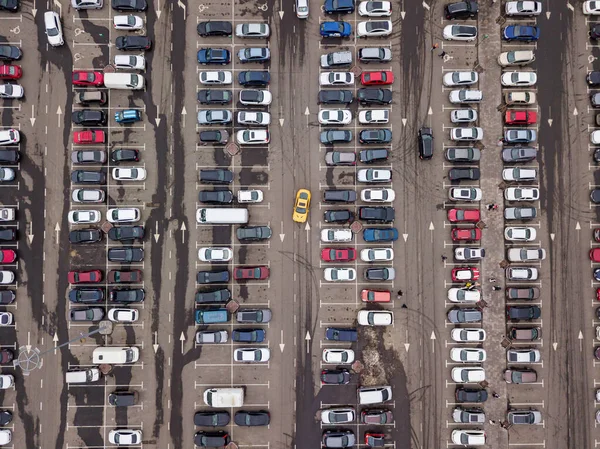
[203,388,244,407]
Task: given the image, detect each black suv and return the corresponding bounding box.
[506,306,541,321]
[357,88,392,105]
[445,0,478,19]
[197,270,230,284]
[69,228,103,244]
[418,127,433,160]
[115,36,151,51]
[71,110,107,126]
[71,170,106,184]
[108,226,144,242]
[238,71,270,86]
[68,288,104,303]
[318,90,353,104]
[236,226,272,241]
[199,169,233,184]
[359,206,395,223]
[108,390,139,406]
[198,190,233,204]
[0,150,19,164]
[112,0,146,10]
[359,129,392,144]
[194,411,231,427]
[448,168,480,181]
[109,288,145,303]
[199,130,229,145]
[197,21,232,37]
[111,149,140,163]
[324,190,357,203]
[195,289,231,304]
[107,247,144,262]
[197,89,232,104]
[359,148,389,163]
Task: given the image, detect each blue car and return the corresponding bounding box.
[115,109,142,124]
[197,48,231,65]
[363,227,399,242]
[325,327,357,342]
[502,25,540,42]
[232,329,265,342]
[324,0,355,13]
[320,21,351,37]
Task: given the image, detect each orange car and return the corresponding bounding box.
[361,289,391,302]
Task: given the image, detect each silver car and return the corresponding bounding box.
[71,0,102,9]
[452,407,485,424]
[195,330,228,344]
[505,129,537,143]
[70,307,105,322]
[197,110,232,125]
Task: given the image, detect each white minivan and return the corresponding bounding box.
[66,368,101,384]
[196,208,248,225]
[358,386,392,405]
[103,73,145,90]
[44,11,64,47]
[92,346,140,364]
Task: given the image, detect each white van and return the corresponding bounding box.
[196,208,249,225]
[44,11,64,47]
[103,73,145,90]
[92,346,140,364]
[358,386,392,404]
[203,388,244,407]
[66,368,101,384]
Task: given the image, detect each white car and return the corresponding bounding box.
[448,89,482,104]
[321,228,353,243]
[0,208,15,221]
[357,310,393,326]
[358,0,392,16]
[450,127,483,141]
[451,429,486,446]
[0,84,23,99]
[234,348,270,362]
[507,247,546,261]
[450,348,487,363]
[584,0,600,14]
[506,266,538,281]
[505,0,541,15]
[443,24,477,41]
[114,55,145,70]
[505,187,539,201]
[449,187,482,201]
[502,168,537,182]
[112,167,147,181]
[239,89,272,105]
[357,20,392,37]
[236,129,270,145]
[443,71,478,87]
[321,408,356,424]
[498,50,535,67]
[0,271,14,285]
[0,430,11,445]
[450,109,477,123]
[504,227,537,241]
[324,267,356,281]
[296,0,309,18]
[358,109,389,124]
[507,348,541,363]
[357,169,392,183]
[237,111,270,126]
[323,349,355,364]
[501,71,537,87]
[318,109,352,125]
[361,188,395,202]
[72,189,105,203]
[108,308,139,323]
[451,328,486,342]
[0,375,13,389]
[108,429,142,446]
[592,130,600,144]
[68,210,101,224]
[107,208,140,223]
[454,247,486,261]
[319,72,354,86]
[0,312,12,326]
[237,189,263,203]
[447,287,481,303]
[0,168,15,182]
[451,367,485,383]
[0,129,19,145]
[360,248,393,262]
[198,247,233,262]
[235,23,270,38]
[199,71,233,85]
[113,14,144,30]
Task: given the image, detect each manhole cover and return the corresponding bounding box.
[351,361,364,373]
[476,221,486,229]
[101,221,113,233]
[226,300,240,313]
[479,380,489,388]
[104,65,115,73]
[477,299,488,308]
[501,337,512,348]
[225,142,240,156]
[226,443,238,449]
[99,320,113,335]
[350,65,362,76]
[350,221,362,233]
[499,260,509,269]
[99,364,113,375]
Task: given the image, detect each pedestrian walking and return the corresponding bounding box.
[465,282,473,288]
[492,286,501,291]
[401,304,407,309]
[441,255,448,261]
[431,43,439,50]
[439,50,447,58]
[489,277,496,283]
[397,290,403,297]
[492,392,500,398]
[486,203,493,210]
[492,204,499,211]
[489,419,496,425]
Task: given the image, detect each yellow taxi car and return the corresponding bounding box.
[292,189,311,223]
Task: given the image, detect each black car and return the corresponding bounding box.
[72,110,107,126]
[195,289,231,304]
[109,288,145,303]
[198,190,233,204]
[194,411,231,427]
[595,148,600,163]
[111,149,140,163]
[199,169,233,184]
[107,247,144,262]
[232,329,266,342]
[455,388,487,403]
[0,150,19,163]
[234,411,270,426]
[112,0,146,10]
[324,210,354,223]
[236,226,272,241]
[359,129,392,144]
[445,0,478,19]
[418,127,433,160]
[364,267,394,281]
[197,270,230,284]
[591,24,600,40]
[359,206,394,223]
[506,306,541,321]
[359,148,389,164]
[68,288,104,303]
[194,432,231,448]
[448,168,480,181]
[0,290,14,304]
[0,0,18,11]
[357,88,392,105]
[238,71,270,86]
[108,390,139,406]
[69,228,103,244]
[588,71,600,87]
[71,170,106,184]
[197,21,233,37]
[199,130,229,145]
[321,369,351,385]
[108,226,144,242]
[318,89,353,104]
[324,190,357,203]
[0,229,16,241]
[197,89,232,105]
[325,327,357,341]
[0,411,12,426]
[0,45,21,61]
[115,36,151,51]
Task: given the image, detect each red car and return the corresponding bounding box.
[73,130,106,144]
[451,228,481,241]
[361,289,391,302]
[591,248,600,262]
[234,266,269,280]
[447,208,480,223]
[361,71,394,86]
[365,433,385,447]
[0,65,22,80]
[597,288,600,301]
[451,267,480,282]
[0,250,15,264]
[320,248,357,262]
[72,71,104,87]
[68,270,103,284]
[505,110,537,125]
[108,269,143,283]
